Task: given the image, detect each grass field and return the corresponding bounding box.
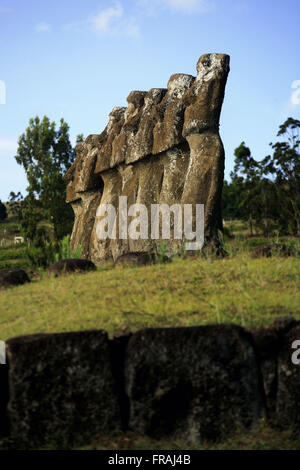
[0,218,299,450]
[0,249,299,341]
[0,211,29,270]
[0,244,29,271]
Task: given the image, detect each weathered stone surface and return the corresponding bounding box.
[0,364,8,437]
[64,54,230,263]
[48,258,96,276]
[6,330,121,447]
[0,269,30,289]
[250,327,279,417]
[124,325,265,443]
[276,324,300,436]
[114,251,154,267]
[109,333,132,430]
[249,317,297,417]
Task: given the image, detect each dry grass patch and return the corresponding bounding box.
[0,253,299,341]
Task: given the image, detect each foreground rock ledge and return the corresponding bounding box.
[124,325,265,443]
[6,331,121,447]
[1,319,300,447]
[64,53,230,263]
[48,258,96,276]
[277,324,300,436]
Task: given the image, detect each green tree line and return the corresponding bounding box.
[7,116,84,246]
[222,117,300,237]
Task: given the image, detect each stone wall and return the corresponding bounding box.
[0,319,299,448]
[64,54,230,263]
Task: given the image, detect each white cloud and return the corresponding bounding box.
[35,22,52,33]
[65,0,211,37]
[290,80,300,106]
[0,139,18,158]
[90,2,139,37]
[91,2,123,33]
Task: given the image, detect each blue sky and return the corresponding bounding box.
[0,0,299,201]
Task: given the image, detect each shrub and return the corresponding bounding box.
[25,235,82,269]
[26,242,58,269]
[54,235,82,262]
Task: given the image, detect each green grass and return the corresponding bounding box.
[2,419,298,450]
[0,260,30,270]
[0,245,30,270]
[0,246,27,260]
[0,211,25,269]
[0,212,20,233]
[77,420,300,450]
[0,227,299,451]
[0,249,299,341]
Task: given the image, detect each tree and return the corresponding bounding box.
[15,116,76,243]
[230,142,281,236]
[8,191,24,221]
[76,134,84,144]
[267,117,300,236]
[222,179,244,220]
[223,119,299,237]
[230,142,261,236]
[0,200,7,221]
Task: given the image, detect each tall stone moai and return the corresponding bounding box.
[64,53,230,263]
